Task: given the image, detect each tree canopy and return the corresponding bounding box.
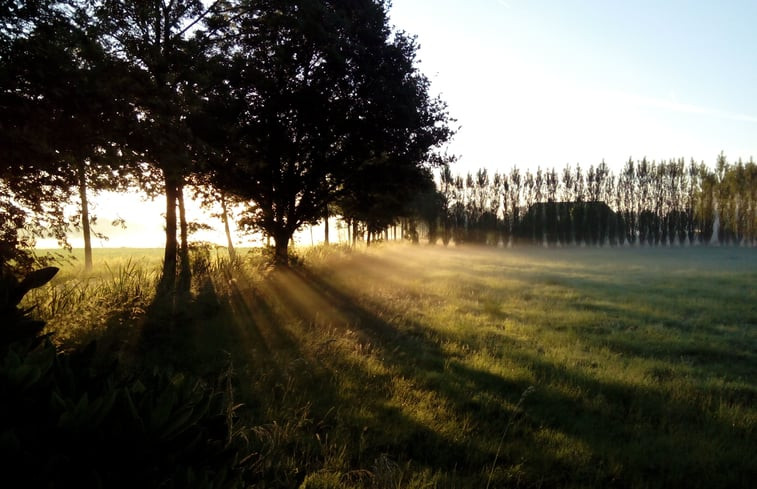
[1,0,455,275]
[203,0,453,262]
[0,0,132,272]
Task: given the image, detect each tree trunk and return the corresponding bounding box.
[77,160,93,272]
[220,192,236,260]
[273,230,290,265]
[410,219,419,244]
[324,206,329,245]
[177,178,190,292]
[160,172,179,293]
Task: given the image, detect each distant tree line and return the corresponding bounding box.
[427,154,757,247]
[1,1,454,289]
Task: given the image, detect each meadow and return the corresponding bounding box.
[29,244,757,488]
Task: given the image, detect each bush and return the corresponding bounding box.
[0,268,252,488]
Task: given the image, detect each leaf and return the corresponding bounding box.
[3,350,21,369]
[90,389,118,427]
[158,405,195,440]
[17,267,59,297]
[74,392,90,415]
[149,386,178,431]
[131,379,146,394]
[124,388,142,426]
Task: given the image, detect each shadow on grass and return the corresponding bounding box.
[265,265,496,471]
[539,273,757,380]
[286,257,756,488]
[503,345,756,488]
[132,251,757,488]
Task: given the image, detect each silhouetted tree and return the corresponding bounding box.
[505,167,521,246]
[215,0,453,263]
[437,154,753,249]
[92,0,221,291]
[439,164,455,245]
[0,1,133,273]
[0,2,73,270]
[489,172,503,245]
[407,174,444,245]
[451,175,466,244]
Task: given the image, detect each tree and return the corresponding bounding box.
[214,0,454,263]
[92,0,222,291]
[337,158,437,245]
[451,175,466,244]
[545,168,558,245]
[560,163,575,245]
[505,167,521,246]
[1,4,67,271]
[438,164,455,246]
[620,158,636,245]
[408,174,445,245]
[488,172,502,245]
[0,1,133,273]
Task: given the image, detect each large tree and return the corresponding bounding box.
[211,0,454,263]
[90,0,225,291]
[0,1,133,273]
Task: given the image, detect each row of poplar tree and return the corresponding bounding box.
[425,154,757,247]
[1,1,454,290]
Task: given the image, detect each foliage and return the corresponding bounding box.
[0,0,136,273]
[436,156,757,247]
[205,0,454,263]
[1,266,60,347]
[1,266,253,488]
[2,0,454,279]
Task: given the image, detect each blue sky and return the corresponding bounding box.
[389,0,757,172]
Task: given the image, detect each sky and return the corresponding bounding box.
[39,0,757,248]
[389,0,757,173]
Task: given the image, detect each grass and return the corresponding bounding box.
[27,244,757,488]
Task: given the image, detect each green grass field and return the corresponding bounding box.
[29,244,757,488]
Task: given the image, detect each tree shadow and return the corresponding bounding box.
[537,273,757,379]
[129,251,756,487]
[493,346,756,488]
[262,265,492,468]
[282,260,756,488]
[166,264,497,484]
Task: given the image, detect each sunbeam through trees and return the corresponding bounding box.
[2,2,756,488]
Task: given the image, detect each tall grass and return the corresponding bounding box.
[25,255,159,352]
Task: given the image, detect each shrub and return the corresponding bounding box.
[0,268,252,488]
